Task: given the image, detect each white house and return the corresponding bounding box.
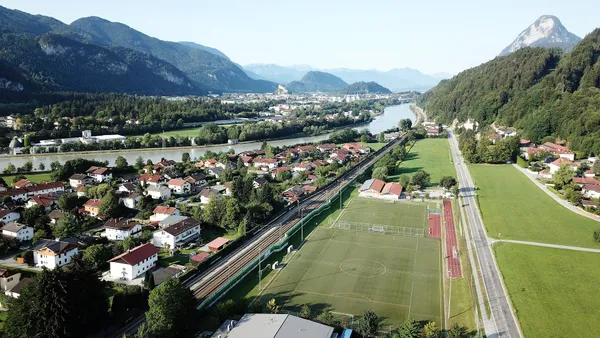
[583,184,600,199]
[108,243,159,281]
[31,239,79,269]
[26,194,57,211]
[69,174,92,188]
[24,182,65,196]
[0,208,20,224]
[548,158,578,174]
[122,192,142,209]
[152,217,201,248]
[118,183,137,194]
[0,189,28,202]
[1,222,34,241]
[104,219,142,241]
[145,185,171,200]
[150,206,180,222]
[200,188,221,205]
[253,158,278,170]
[167,179,191,194]
[86,166,113,182]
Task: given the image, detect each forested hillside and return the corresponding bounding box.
[419,28,600,156]
[287,71,348,93]
[338,81,391,94]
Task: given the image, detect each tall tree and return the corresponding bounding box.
[553,163,575,189]
[423,321,441,338]
[115,156,128,169]
[411,170,431,189]
[358,310,379,337]
[100,190,120,218]
[398,318,420,338]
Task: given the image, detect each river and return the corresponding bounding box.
[0,104,415,171]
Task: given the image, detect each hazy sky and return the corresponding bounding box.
[3,0,599,74]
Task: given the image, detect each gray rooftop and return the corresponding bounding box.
[212,313,334,338]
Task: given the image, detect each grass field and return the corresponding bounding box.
[470,164,600,248]
[1,172,54,184]
[494,243,600,338]
[390,138,456,185]
[258,198,443,328]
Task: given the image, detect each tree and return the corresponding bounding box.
[399,118,412,131]
[423,321,441,338]
[372,166,388,181]
[447,323,469,338]
[21,161,33,172]
[4,259,109,338]
[553,163,575,189]
[411,170,431,189]
[360,134,369,143]
[136,278,196,338]
[316,310,334,325]
[82,244,111,271]
[3,163,15,174]
[53,215,81,238]
[398,318,420,338]
[58,193,79,212]
[398,174,411,188]
[50,160,62,171]
[100,190,120,218]
[358,310,379,337]
[376,132,385,143]
[23,134,31,147]
[123,236,138,251]
[115,156,128,169]
[38,162,45,171]
[594,229,600,243]
[439,176,457,190]
[276,169,292,182]
[143,270,156,291]
[300,304,312,319]
[593,159,600,174]
[134,156,145,170]
[266,298,279,314]
[182,152,190,162]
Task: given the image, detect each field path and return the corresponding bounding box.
[512,164,600,223]
[491,239,600,253]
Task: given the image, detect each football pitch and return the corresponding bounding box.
[260,198,443,328]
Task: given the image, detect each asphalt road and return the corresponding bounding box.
[447,130,523,338]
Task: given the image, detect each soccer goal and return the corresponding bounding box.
[331,220,424,237]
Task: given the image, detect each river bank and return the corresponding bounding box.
[410,104,426,126]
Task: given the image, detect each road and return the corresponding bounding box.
[512,164,600,222]
[109,136,405,338]
[447,130,522,338]
[490,239,600,253]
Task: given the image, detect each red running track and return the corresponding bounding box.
[443,200,462,278]
[428,213,441,239]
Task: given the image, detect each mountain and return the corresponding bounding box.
[338,81,391,94]
[499,15,581,56]
[177,41,230,60]
[419,28,600,157]
[243,64,313,84]
[287,71,348,93]
[0,32,197,96]
[70,17,276,93]
[243,64,445,92]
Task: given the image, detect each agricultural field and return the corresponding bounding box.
[1,172,54,184]
[494,243,600,338]
[390,138,456,185]
[470,164,600,248]
[256,197,443,328]
[143,124,237,138]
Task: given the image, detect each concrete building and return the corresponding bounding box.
[108,243,159,281]
[1,222,33,241]
[31,239,79,269]
[152,217,201,249]
[104,219,142,241]
[211,313,334,338]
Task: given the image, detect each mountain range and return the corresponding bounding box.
[286,71,348,93]
[499,15,581,56]
[244,64,446,92]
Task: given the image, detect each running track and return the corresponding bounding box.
[443,200,462,278]
[428,213,441,239]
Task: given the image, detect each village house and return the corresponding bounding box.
[86,166,113,182]
[13,179,33,189]
[0,269,31,299]
[240,155,254,167]
[150,206,180,222]
[316,143,338,153]
[69,174,93,188]
[200,188,221,205]
[343,142,370,154]
[118,183,137,194]
[104,219,142,241]
[282,186,305,204]
[145,185,171,200]
[582,184,600,199]
[75,185,86,197]
[271,166,291,179]
[295,145,315,154]
[152,159,176,173]
[139,174,165,187]
[548,157,578,174]
[1,222,33,241]
[359,178,403,200]
[584,169,596,178]
[292,163,313,172]
[20,182,65,197]
[31,239,79,269]
[0,208,20,224]
[26,194,57,211]
[167,178,191,194]
[184,174,207,187]
[253,158,278,170]
[84,199,101,216]
[539,142,575,161]
[48,210,66,225]
[108,243,159,281]
[253,177,268,188]
[572,177,600,187]
[122,192,142,209]
[0,189,28,202]
[204,158,218,168]
[152,217,201,249]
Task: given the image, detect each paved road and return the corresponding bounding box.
[512,164,600,222]
[491,239,600,253]
[448,130,522,338]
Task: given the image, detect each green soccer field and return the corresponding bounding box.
[259,198,443,328]
[336,198,429,229]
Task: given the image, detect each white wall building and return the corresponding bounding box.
[150,206,180,223]
[1,223,33,241]
[152,218,201,249]
[104,219,142,241]
[167,179,191,195]
[108,243,159,281]
[32,239,79,269]
[145,185,171,200]
[0,208,20,224]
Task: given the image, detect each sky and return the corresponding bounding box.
[2,0,600,75]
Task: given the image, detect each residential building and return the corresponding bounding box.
[122,192,142,209]
[316,143,337,153]
[282,186,305,204]
[108,243,159,281]
[207,167,224,178]
[253,177,268,188]
[75,185,86,197]
[200,188,221,204]
[0,189,28,202]
[48,210,66,225]
[150,206,180,222]
[118,183,137,194]
[583,184,600,199]
[26,194,57,211]
[548,158,578,174]
[31,239,79,269]
[139,174,165,186]
[210,313,334,338]
[152,160,176,173]
[86,166,113,182]
[167,179,191,194]
[4,276,32,299]
[84,199,102,216]
[145,185,172,200]
[69,174,92,188]
[343,142,369,154]
[254,158,278,170]
[1,222,33,241]
[184,174,207,187]
[539,142,575,161]
[13,179,33,189]
[0,208,20,224]
[152,217,201,248]
[104,219,142,241]
[292,163,313,172]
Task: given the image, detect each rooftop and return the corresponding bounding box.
[108,243,159,266]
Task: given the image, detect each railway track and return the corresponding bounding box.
[109,136,404,337]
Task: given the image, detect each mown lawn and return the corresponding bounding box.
[470,164,600,247]
[494,243,600,338]
[1,172,54,184]
[390,138,456,185]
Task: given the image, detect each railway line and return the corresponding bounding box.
[109,135,405,337]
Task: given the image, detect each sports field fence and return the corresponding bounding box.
[329,219,424,237]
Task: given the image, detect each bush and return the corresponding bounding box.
[516,156,529,168]
[594,229,600,243]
